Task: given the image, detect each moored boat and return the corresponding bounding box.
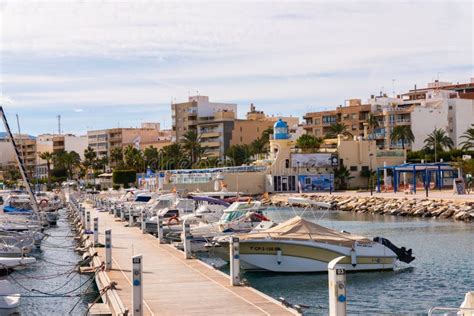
[213,216,414,272]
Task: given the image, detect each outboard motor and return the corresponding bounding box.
[374,237,415,264]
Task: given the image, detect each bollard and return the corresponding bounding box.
[229,236,240,286]
[132,254,143,316]
[86,211,91,231]
[105,229,112,271]
[183,219,191,259]
[113,205,118,217]
[157,215,164,243]
[328,256,347,316]
[81,207,86,226]
[129,207,134,227]
[120,206,125,221]
[140,210,146,233]
[93,217,99,245]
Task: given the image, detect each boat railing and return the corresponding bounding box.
[428,306,474,315]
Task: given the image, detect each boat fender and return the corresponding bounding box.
[350,247,357,267]
[277,250,282,265]
[167,216,180,226]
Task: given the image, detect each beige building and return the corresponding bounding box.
[0,134,37,178]
[303,99,371,138]
[172,96,237,141]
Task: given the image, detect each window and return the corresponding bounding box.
[361,166,369,172]
[314,129,320,136]
[351,113,357,120]
[448,105,453,110]
[305,177,311,185]
[240,127,243,132]
[240,136,243,142]
[314,119,320,125]
[350,166,358,171]
[257,127,259,132]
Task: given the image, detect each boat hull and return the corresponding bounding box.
[215,239,397,272]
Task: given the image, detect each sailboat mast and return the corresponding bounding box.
[0,106,39,213]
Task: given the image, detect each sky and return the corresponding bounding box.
[0,0,472,136]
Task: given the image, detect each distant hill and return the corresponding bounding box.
[0,132,36,140]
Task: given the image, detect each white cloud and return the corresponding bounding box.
[0,1,472,124]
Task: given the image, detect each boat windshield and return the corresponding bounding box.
[220,210,247,223]
[135,196,151,202]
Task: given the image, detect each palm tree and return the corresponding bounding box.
[460,124,474,151]
[327,123,352,138]
[424,128,454,161]
[225,144,251,166]
[39,151,54,187]
[250,137,267,159]
[333,165,354,190]
[181,130,205,165]
[391,125,415,149]
[110,147,124,168]
[83,146,97,176]
[366,114,379,139]
[160,143,185,170]
[296,134,322,153]
[123,145,144,172]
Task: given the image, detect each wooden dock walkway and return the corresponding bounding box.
[86,203,295,315]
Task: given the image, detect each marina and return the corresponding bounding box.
[1,2,474,315]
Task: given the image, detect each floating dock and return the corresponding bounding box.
[81,202,295,315]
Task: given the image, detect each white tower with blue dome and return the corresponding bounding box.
[273,118,289,140]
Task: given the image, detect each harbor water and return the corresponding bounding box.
[5,208,94,315]
[204,208,474,315]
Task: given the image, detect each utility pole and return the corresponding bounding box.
[57,115,61,135]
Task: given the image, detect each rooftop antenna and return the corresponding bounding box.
[57,114,61,135]
[392,79,396,97]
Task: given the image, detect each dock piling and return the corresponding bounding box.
[229,236,240,286]
[328,256,347,316]
[183,219,191,259]
[105,229,112,271]
[129,207,134,227]
[86,210,91,231]
[93,217,99,245]
[140,209,146,233]
[132,254,143,316]
[157,215,164,243]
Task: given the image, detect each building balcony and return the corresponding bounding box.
[201,141,221,148]
[188,120,198,125]
[201,132,220,138]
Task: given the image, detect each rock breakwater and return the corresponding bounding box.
[267,195,474,222]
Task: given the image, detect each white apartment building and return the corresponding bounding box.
[367,79,474,151]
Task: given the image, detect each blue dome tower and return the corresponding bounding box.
[273,118,289,140]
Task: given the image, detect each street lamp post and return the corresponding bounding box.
[369,153,374,196]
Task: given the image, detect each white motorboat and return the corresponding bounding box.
[189,201,272,239]
[460,292,474,316]
[0,256,36,269]
[0,280,20,316]
[213,216,414,272]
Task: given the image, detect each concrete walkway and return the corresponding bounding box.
[86,203,294,316]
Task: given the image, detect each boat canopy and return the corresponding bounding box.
[237,216,372,247]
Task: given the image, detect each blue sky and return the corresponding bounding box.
[0,1,472,135]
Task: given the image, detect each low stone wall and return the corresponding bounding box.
[268,194,474,222]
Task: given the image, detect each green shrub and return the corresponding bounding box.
[112,170,136,185]
[112,184,120,190]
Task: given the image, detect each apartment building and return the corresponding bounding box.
[172,96,237,141]
[303,99,370,138]
[87,123,166,162]
[304,78,474,151]
[0,133,36,177]
[196,102,299,159]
